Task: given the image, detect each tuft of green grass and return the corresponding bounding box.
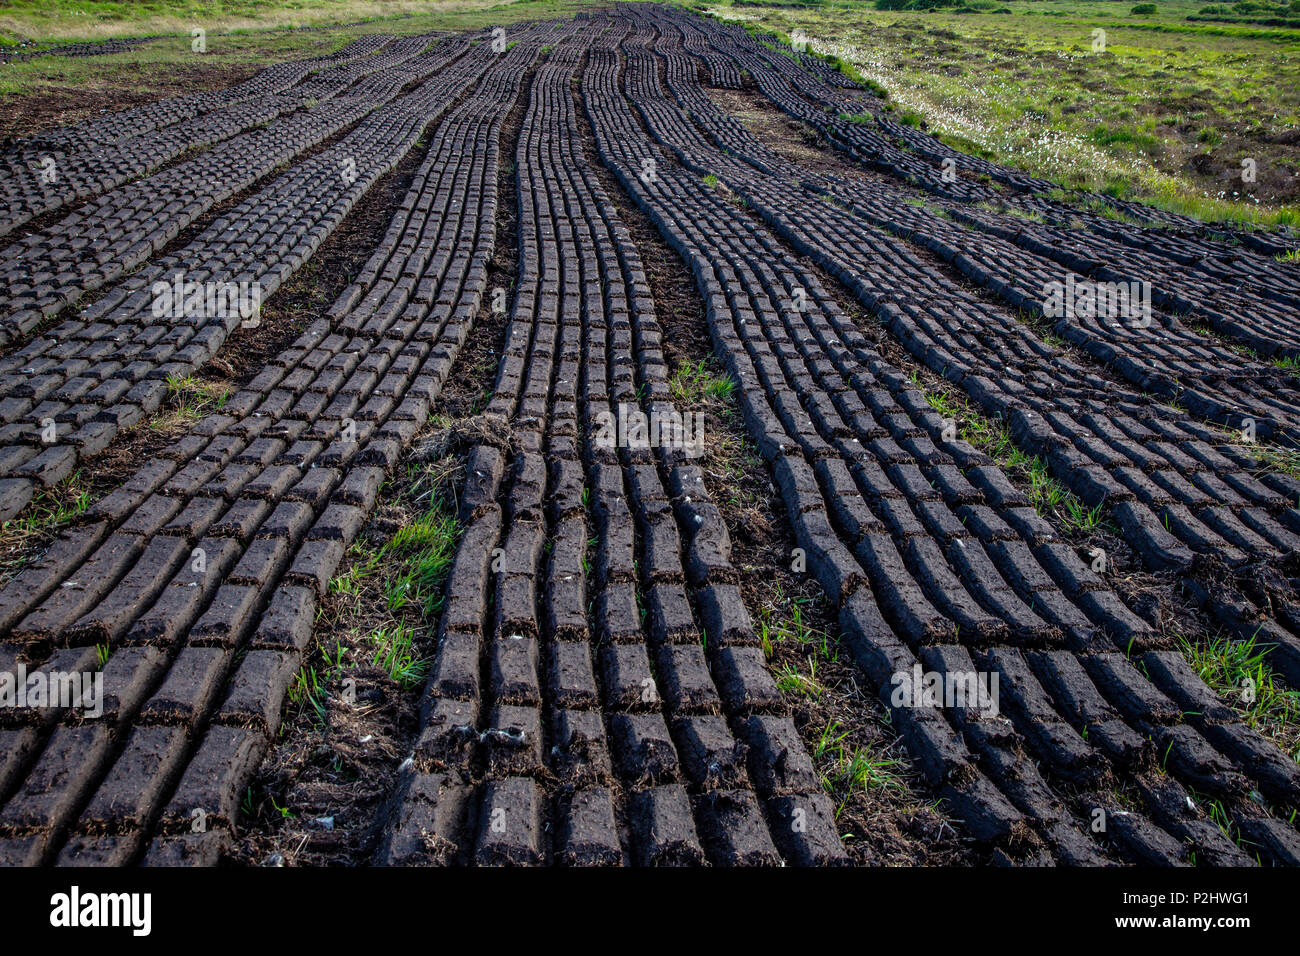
[154,373,229,430]
[310,453,462,725]
[1180,628,1300,762]
[369,622,430,689]
[758,592,836,661]
[288,665,327,722]
[1273,353,1300,377]
[669,358,736,405]
[775,659,825,698]
[814,718,907,811]
[1241,442,1300,482]
[329,542,381,597]
[0,468,93,578]
[382,505,458,615]
[1,469,91,538]
[1061,496,1106,533]
[921,382,960,418]
[1184,786,1250,849]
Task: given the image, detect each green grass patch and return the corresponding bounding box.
[1180,628,1300,762]
[380,501,459,616]
[693,0,1300,228]
[152,373,229,430]
[669,357,736,404]
[368,622,430,689]
[758,592,836,661]
[814,718,908,810]
[0,468,92,568]
[300,450,463,727]
[1272,353,1300,376]
[287,664,327,722]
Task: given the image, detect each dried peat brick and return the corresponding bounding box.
[646,581,699,644]
[629,785,705,867]
[656,643,722,714]
[483,705,543,777]
[61,535,186,645]
[474,777,544,866]
[673,715,747,790]
[427,629,480,702]
[160,725,267,830]
[439,507,499,634]
[550,708,613,786]
[376,771,471,866]
[696,583,758,647]
[711,645,784,714]
[228,536,291,588]
[0,727,40,800]
[0,724,112,831]
[0,834,46,867]
[141,831,231,867]
[488,634,541,706]
[0,521,106,633]
[138,647,232,726]
[695,789,782,867]
[188,583,263,648]
[549,640,600,709]
[93,645,167,722]
[741,715,820,795]
[414,697,479,772]
[610,712,679,785]
[766,792,852,866]
[1236,817,1300,866]
[250,585,317,652]
[55,833,141,867]
[215,649,300,733]
[556,787,625,866]
[286,537,347,595]
[599,643,656,712]
[1,646,98,726]
[79,725,188,828]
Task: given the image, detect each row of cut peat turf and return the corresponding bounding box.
[0,36,471,343]
[0,28,562,867]
[674,5,1299,259]
[654,11,1300,697]
[582,21,1299,865]
[0,35,439,240]
[0,37,505,524]
[6,34,396,158]
[383,22,846,866]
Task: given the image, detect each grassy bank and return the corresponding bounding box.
[690,0,1300,227]
[0,0,590,44]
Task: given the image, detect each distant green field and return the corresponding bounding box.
[0,0,599,131]
[689,0,1300,226]
[0,0,584,44]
